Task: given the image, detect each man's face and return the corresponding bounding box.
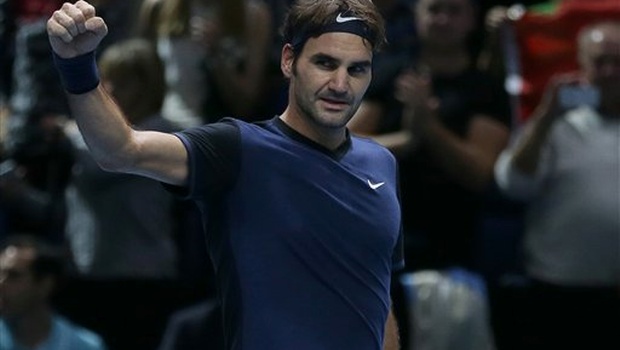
[581,28,620,99]
[415,0,475,50]
[284,32,373,130]
[0,247,47,320]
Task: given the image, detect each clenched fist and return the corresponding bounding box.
[47,0,108,58]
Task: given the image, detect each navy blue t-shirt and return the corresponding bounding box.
[171,117,403,350]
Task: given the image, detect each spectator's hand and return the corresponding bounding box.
[394,69,440,134]
[534,72,585,122]
[47,1,108,58]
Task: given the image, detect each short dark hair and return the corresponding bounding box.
[280,0,386,53]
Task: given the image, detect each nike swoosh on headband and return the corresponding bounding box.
[336,13,362,23]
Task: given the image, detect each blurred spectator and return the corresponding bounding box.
[4,17,69,154]
[203,0,274,120]
[363,0,417,102]
[63,38,179,279]
[0,110,73,244]
[0,234,106,350]
[137,0,274,126]
[0,0,67,123]
[0,0,64,106]
[494,20,620,349]
[348,0,511,273]
[59,38,201,350]
[0,1,74,244]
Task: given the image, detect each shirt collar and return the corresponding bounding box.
[273,116,352,160]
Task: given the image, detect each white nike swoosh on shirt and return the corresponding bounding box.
[336,13,362,23]
[367,180,385,190]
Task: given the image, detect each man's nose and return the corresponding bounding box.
[328,69,350,94]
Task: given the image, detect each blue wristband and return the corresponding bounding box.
[52,51,100,94]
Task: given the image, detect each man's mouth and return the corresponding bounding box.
[319,97,350,111]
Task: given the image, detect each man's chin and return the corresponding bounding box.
[320,108,355,124]
[317,116,350,130]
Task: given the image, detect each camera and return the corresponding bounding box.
[558,85,600,109]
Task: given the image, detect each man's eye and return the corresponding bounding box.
[349,65,369,76]
[315,60,336,70]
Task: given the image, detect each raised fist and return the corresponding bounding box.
[47,0,108,58]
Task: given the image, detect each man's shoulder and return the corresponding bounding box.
[350,135,398,166]
[351,134,394,155]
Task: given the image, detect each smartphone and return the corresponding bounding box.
[558,85,600,109]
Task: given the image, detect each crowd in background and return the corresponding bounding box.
[0,0,618,349]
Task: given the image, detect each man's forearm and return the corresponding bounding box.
[421,116,509,192]
[511,115,555,175]
[67,85,136,172]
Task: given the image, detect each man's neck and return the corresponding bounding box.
[9,307,53,348]
[279,108,347,150]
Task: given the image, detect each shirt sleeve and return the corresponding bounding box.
[164,118,241,200]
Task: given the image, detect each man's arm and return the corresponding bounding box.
[66,87,188,185]
[508,74,578,175]
[494,73,584,200]
[47,1,188,186]
[383,305,400,350]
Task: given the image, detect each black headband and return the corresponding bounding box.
[291,11,374,51]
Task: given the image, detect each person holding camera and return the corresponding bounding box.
[494,20,620,349]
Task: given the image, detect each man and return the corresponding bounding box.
[494,21,620,349]
[46,1,403,349]
[0,234,106,350]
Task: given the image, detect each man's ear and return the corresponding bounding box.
[281,43,295,79]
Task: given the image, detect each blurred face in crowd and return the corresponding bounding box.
[283,32,373,130]
[415,0,475,50]
[0,246,51,321]
[579,23,620,103]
